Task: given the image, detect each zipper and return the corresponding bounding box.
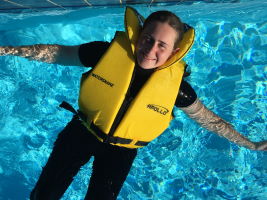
[104,66,137,142]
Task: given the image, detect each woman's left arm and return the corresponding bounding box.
[180,98,267,151]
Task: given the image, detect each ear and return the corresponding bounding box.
[172,48,180,55]
[167,48,180,61]
[168,48,180,59]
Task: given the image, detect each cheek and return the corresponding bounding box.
[159,51,173,63]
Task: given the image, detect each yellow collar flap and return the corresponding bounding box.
[124,6,144,54]
[158,24,195,70]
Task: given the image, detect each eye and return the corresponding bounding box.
[143,35,154,44]
[159,43,166,49]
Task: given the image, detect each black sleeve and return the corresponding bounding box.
[175,80,197,107]
[78,41,110,67]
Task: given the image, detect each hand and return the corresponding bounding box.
[0,46,5,55]
[254,141,267,151]
[0,46,12,56]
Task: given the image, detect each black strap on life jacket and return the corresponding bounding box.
[59,101,87,122]
[59,101,77,115]
[59,101,149,147]
[89,122,149,146]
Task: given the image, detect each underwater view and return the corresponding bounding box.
[0,0,266,199]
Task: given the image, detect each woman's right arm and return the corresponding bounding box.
[0,44,83,66]
[0,41,110,67]
[176,81,267,151]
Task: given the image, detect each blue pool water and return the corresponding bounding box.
[0,1,266,199]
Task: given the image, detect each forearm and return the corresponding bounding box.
[0,44,61,63]
[0,44,82,66]
[180,99,256,150]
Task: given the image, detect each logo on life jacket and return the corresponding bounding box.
[91,73,114,87]
[147,104,169,115]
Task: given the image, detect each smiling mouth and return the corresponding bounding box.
[142,53,156,61]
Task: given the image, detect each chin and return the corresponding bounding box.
[138,61,157,69]
[139,64,155,69]
[137,57,155,69]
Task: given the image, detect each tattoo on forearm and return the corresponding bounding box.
[180,99,255,149]
[0,45,61,63]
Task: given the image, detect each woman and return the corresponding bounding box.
[0,7,266,200]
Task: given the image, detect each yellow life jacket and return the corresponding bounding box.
[78,7,195,148]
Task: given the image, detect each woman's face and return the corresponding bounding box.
[136,21,180,69]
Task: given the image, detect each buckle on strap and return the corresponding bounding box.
[90,123,132,144]
[90,123,149,147]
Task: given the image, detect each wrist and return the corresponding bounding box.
[247,142,257,150]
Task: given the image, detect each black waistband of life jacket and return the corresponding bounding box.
[59,101,149,147]
[89,123,149,147]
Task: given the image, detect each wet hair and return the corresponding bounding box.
[143,11,184,49]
